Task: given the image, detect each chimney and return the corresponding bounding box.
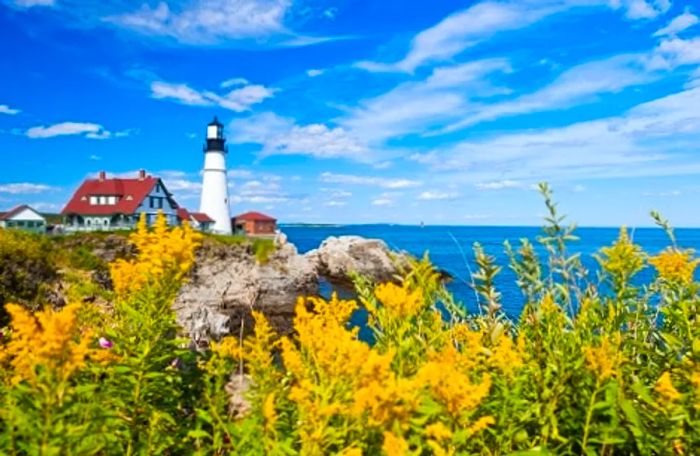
[98,171,106,181]
[138,169,146,180]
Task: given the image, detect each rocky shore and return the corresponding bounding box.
[174,234,410,345]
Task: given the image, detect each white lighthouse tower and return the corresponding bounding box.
[200,117,232,234]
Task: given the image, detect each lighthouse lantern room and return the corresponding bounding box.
[199,117,232,234]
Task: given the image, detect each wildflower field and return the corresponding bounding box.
[1,186,700,455]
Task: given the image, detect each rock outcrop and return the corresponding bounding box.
[173,235,409,343]
[174,239,318,346]
[306,236,409,289]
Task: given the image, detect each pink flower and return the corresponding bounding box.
[98,337,114,349]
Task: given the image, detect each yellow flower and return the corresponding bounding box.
[262,392,277,433]
[339,448,363,456]
[656,372,681,402]
[110,211,202,296]
[597,227,645,280]
[374,282,424,319]
[489,334,523,376]
[468,416,495,435]
[211,336,241,360]
[425,422,452,441]
[417,347,491,419]
[649,249,700,284]
[582,335,623,381]
[690,371,700,409]
[382,431,408,456]
[2,303,93,384]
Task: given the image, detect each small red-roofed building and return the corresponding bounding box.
[176,208,215,232]
[232,211,277,236]
[62,170,180,232]
[0,205,47,233]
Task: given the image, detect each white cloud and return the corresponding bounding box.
[357,0,672,73]
[651,36,700,69]
[342,58,511,143]
[230,112,369,160]
[28,202,62,212]
[26,122,119,139]
[221,77,249,88]
[0,104,20,115]
[107,0,292,44]
[412,86,700,182]
[320,172,420,189]
[653,8,699,37]
[150,80,275,112]
[371,198,392,206]
[306,69,324,77]
[89,154,102,161]
[0,183,55,194]
[324,200,347,207]
[417,191,459,200]
[438,54,657,134]
[9,0,54,7]
[615,0,671,20]
[475,180,528,190]
[357,2,560,73]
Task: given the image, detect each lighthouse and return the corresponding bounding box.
[200,117,232,234]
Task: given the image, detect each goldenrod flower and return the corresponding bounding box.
[2,303,93,384]
[426,422,452,441]
[656,372,681,402]
[110,211,202,296]
[374,282,424,319]
[468,415,495,435]
[582,335,623,381]
[649,249,700,284]
[262,392,277,433]
[382,431,408,456]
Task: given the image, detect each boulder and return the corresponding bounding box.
[306,235,410,288]
[173,239,318,345]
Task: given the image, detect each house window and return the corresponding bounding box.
[157,198,163,209]
[107,196,117,205]
[90,196,98,205]
[149,197,155,208]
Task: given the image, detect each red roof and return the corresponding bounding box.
[0,205,40,221]
[62,175,161,215]
[177,208,214,223]
[233,211,277,222]
[191,212,214,223]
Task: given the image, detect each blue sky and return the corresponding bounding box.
[1,0,699,226]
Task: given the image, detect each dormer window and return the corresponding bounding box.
[89,195,120,206]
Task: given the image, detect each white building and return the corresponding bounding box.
[199,117,232,235]
[0,205,46,233]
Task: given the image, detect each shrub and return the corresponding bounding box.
[0,229,57,324]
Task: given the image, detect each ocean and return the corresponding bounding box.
[283,225,700,318]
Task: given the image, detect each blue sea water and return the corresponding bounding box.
[283,225,700,318]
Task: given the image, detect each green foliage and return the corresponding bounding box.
[0,229,57,323]
[252,238,275,264]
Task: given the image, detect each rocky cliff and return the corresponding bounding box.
[174,235,409,345]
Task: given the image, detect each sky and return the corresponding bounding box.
[1,0,700,226]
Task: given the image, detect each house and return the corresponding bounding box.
[232,211,277,236]
[62,170,179,232]
[0,205,47,233]
[176,208,215,232]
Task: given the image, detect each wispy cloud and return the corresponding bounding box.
[417,190,459,200]
[151,79,276,112]
[0,183,56,194]
[306,69,324,77]
[25,122,127,139]
[341,58,511,143]
[320,172,420,189]
[412,86,700,182]
[0,104,20,115]
[230,112,369,160]
[653,8,699,37]
[8,0,54,8]
[475,180,530,191]
[106,0,291,44]
[437,54,657,134]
